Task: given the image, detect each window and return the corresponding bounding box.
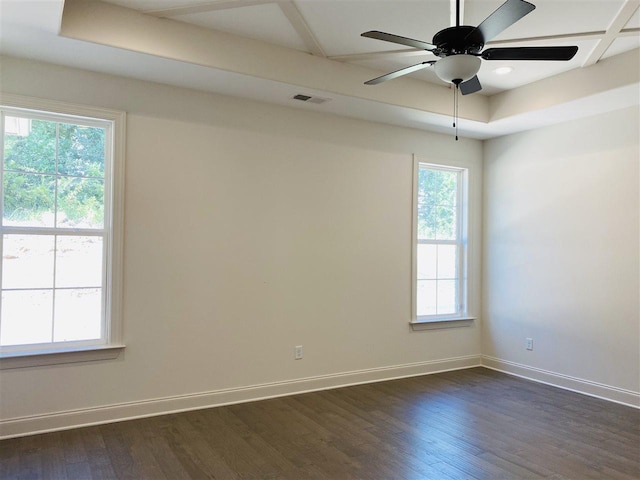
[0,95,124,364]
[412,160,469,324]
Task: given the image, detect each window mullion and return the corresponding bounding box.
[54,123,60,229]
[0,226,107,236]
[51,236,57,343]
[417,239,457,245]
[3,168,103,181]
[50,124,59,343]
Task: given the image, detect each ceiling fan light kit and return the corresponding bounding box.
[434,55,481,85]
[360,0,579,140]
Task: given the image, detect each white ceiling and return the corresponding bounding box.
[0,0,639,139]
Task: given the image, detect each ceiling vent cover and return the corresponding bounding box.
[292,94,331,104]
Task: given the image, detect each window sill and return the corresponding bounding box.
[0,344,125,370]
[410,317,476,331]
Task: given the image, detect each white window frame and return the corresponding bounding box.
[411,157,474,329]
[0,94,125,368]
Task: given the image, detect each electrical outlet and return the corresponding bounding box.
[294,345,303,360]
[526,338,533,351]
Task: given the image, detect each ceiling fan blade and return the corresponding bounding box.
[364,61,436,85]
[482,46,578,61]
[460,75,482,95]
[469,0,535,43]
[361,31,437,51]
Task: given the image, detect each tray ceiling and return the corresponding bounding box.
[0,0,638,139]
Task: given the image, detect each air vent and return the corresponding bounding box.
[292,94,331,105]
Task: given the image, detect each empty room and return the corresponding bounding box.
[0,0,639,478]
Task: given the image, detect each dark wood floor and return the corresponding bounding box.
[1,367,639,479]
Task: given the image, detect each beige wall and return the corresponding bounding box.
[0,56,483,429]
[2,54,637,436]
[483,106,640,394]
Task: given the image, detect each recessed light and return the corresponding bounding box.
[493,66,513,75]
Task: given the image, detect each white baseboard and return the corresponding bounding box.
[481,355,640,409]
[0,354,481,439]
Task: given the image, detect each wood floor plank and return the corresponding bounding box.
[39,445,67,480]
[17,450,42,480]
[188,407,284,478]
[64,461,91,480]
[99,426,143,480]
[0,437,20,479]
[2,367,638,479]
[174,417,241,479]
[77,427,117,480]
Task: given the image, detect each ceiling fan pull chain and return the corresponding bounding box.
[454,85,459,141]
[453,86,456,129]
[457,86,459,141]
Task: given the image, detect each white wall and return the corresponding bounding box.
[483,107,640,399]
[0,56,483,435]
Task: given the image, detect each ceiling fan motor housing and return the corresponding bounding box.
[432,26,484,57]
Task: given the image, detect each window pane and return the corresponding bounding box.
[418,167,436,205]
[1,289,53,346]
[57,123,105,177]
[417,244,437,280]
[3,118,56,174]
[56,177,104,229]
[417,203,436,240]
[434,170,457,206]
[437,245,457,280]
[437,280,457,315]
[435,206,456,240]
[55,236,103,288]
[53,288,102,342]
[2,234,55,289]
[417,280,437,316]
[3,172,56,227]
[4,116,32,138]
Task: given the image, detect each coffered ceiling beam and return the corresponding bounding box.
[488,30,605,46]
[329,49,436,63]
[583,0,639,67]
[277,1,326,57]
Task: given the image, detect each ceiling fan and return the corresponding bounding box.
[361,0,579,95]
